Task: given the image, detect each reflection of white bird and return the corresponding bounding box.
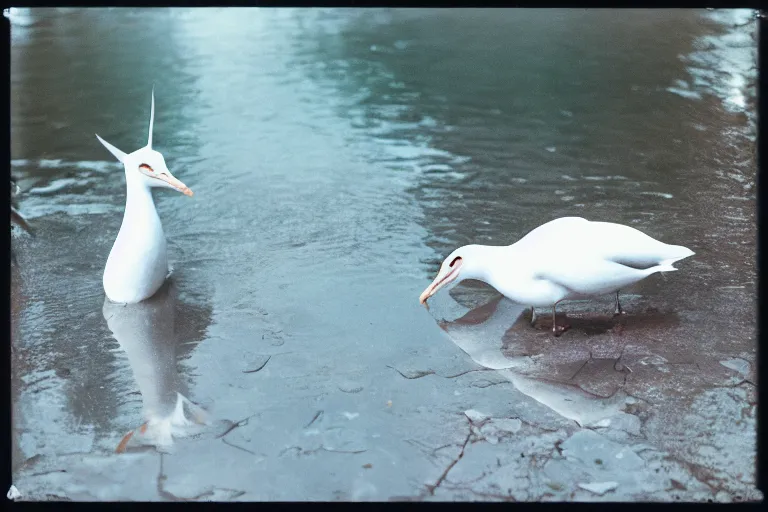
[438,295,635,428]
[102,281,207,453]
[96,88,193,304]
[420,217,694,336]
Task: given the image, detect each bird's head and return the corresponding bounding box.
[419,245,486,305]
[95,87,193,197]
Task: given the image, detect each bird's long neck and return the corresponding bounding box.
[119,174,162,237]
[462,244,529,293]
[459,244,511,284]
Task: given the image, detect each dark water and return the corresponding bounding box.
[10,8,758,501]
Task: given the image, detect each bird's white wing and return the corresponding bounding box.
[515,218,692,269]
[532,256,649,297]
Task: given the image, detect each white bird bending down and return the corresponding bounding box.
[96,88,193,304]
[419,217,694,336]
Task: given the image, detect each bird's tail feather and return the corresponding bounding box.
[660,246,694,267]
[649,263,679,275]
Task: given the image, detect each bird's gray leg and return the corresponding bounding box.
[552,303,569,337]
[552,305,557,335]
[552,305,560,336]
[614,290,625,316]
[530,307,537,326]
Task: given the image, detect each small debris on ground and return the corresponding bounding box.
[7,485,21,500]
[578,481,619,495]
[464,409,490,423]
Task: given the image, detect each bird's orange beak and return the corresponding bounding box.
[419,259,463,306]
[159,173,193,196]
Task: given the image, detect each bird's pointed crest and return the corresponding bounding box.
[147,85,155,149]
[95,133,127,163]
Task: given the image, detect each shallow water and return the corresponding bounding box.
[10,8,758,501]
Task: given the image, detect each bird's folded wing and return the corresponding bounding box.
[533,257,646,296]
[519,219,686,269]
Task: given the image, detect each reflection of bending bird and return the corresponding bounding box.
[438,296,635,428]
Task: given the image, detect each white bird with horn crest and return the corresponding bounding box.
[96,88,193,304]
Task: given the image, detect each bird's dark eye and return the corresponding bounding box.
[139,163,154,172]
[449,256,462,267]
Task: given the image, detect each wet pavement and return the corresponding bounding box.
[10,8,760,501]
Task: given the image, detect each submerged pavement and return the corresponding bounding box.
[11,250,760,501]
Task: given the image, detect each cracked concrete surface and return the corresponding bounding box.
[411,281,760,502]
[10,7,760,503]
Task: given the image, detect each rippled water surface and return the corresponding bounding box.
[10,8,758,501]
